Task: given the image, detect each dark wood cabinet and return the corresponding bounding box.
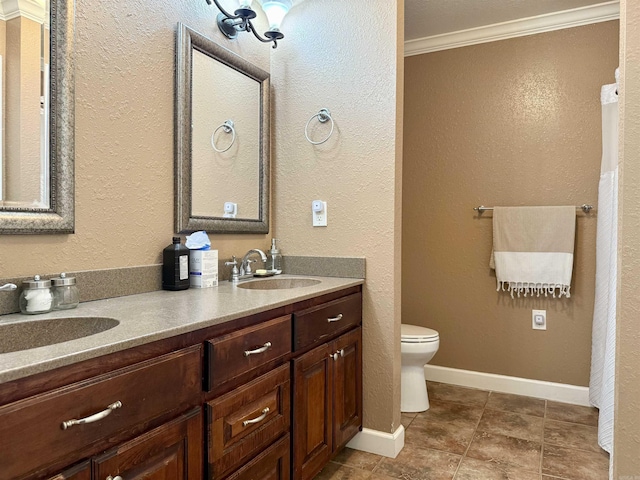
[93,408,202,480]
[206,365,290,479]
[47,462,91,480]
[0,285,362,480]
[292,327,363,480]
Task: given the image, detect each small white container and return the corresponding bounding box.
[20,275,54,314]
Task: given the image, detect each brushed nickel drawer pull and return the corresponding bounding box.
[243,407,270,426]
[106,476,123,480]
[327,314,343,323]
[244,341,272,357]
[61,401,122,430]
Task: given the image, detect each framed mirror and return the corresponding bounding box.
[175,23,269,234]
[0,0,75,234]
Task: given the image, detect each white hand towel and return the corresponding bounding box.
[490,206,576,298]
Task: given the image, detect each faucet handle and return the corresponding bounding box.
[224,256,238,267]
[0,283,17,292]
[244,259,257,274]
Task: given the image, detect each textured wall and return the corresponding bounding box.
[403,22,619,386]
[615,0,640,475]
[271,1,403,433]
[0,0,271,278]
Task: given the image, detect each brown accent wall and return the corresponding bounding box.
[403,22,619,386]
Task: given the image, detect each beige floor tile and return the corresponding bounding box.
[406,415,476,455]
[466,431,542,472]
[454,456,541,480]
[415,400,484,426]
[314,462,373,480]
[332,448,383,471]
[544,419,601,453]
[374,444,461,480]
[546,401,599,427]
[401,412,417,429]
[477,408,544,442]
[427,382,490,407]
[486,392,546,417]
[542,444,609,480]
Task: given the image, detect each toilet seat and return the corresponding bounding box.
[401,324,439,343]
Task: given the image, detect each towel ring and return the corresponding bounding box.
[304,108,334,145]
[211,119,236,153]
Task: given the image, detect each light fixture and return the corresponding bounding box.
[205,0,292,49]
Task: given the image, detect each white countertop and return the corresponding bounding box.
[0,275,363,384]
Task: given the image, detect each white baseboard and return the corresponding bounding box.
[346,425,405,458]
[424,364,591,406]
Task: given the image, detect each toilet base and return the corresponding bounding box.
[401,365,430,413]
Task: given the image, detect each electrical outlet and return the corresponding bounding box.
[532,309,547,330]
[312,200,327,227]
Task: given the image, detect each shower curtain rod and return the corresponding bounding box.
[473,204,594,213]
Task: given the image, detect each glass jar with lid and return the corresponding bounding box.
[52,273,79,310]
[20,275,54,314]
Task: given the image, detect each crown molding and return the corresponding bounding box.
[0,0,46,24]
[405,1,620,57]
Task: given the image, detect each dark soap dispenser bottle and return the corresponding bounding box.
[163,237,190,291]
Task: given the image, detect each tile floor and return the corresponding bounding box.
[314,381,609,480]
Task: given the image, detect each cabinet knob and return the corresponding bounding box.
[244,342,272,357]
[327,314,343,323]
[339,348,345,357]
[61,401,122,430]
[329,353,338,361]
[106,476,123,480]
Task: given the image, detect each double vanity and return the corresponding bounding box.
[0,275,363,480]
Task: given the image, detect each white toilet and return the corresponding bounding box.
[401,324,440,412]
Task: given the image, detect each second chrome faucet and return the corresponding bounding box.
[225,249,268,283]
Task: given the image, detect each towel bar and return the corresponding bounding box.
[474,204,594,213]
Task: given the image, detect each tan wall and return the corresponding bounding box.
[403,22,619,386]
[0,0,271,277]
[271,0,403,433]
[615,0,640,475]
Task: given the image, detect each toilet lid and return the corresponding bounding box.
[401,324,439,342]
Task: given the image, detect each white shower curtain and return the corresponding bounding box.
[589,71,618,474]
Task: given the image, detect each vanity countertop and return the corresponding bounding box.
[0,275,363,384]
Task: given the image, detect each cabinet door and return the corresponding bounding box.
[332,327,363,451]
[93,408,202,480]
[292,343,333,480]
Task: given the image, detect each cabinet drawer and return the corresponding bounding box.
[0,345,202,480]
[225,434,290,480]
[293,293,362,351]
[207,364,290,479]
[205,315,291,391]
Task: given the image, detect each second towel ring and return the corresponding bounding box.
[305,108,334,145]
[211,119,236,153]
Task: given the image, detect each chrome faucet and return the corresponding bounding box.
[226,249,268,283]
[240,249,268,276]
[0,283,17,292]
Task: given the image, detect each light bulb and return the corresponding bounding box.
[238,0,254,7]
[259,0,292,30]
